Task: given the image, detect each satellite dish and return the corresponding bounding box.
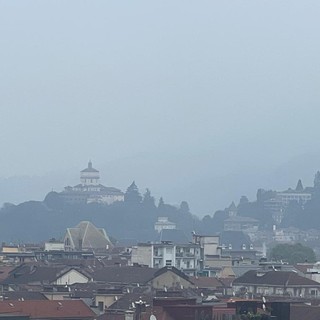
[150,315,157,320]
[262,304,266,311]
[262,296,266,303]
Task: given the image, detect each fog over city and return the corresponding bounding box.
[0,1,319,214]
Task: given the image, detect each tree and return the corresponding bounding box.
[124,181,142,204]
[142,188,156,208]
[158,197,165,209]
[314,171,320,189]
[239,196,249,206]
[43,191,65,210]
[295,179,304,192]
[256,189,276,203]
[269,243,316,264]
[179,201,190,214]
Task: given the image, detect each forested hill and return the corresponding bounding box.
[3,178,320,243]
[0,182,205,243]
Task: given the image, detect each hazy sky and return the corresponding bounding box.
[0,1,319,214]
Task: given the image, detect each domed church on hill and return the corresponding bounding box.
[60,161,124,205]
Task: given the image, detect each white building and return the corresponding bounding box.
[131,234,226,276]
[154,217,176,233]
[131,242,201,276]
[276,191,312,206]
[61,161,124,205]
[44,241,65,251]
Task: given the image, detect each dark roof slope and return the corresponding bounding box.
[233,270,320,287]
[1,264,66,285]
[1,264,90,285]
[158,229,191,243]
[92,266,157,285]
[291,304,320,320]
[190,276,225,289]
[219,231,251,250]
[150,266,192,284]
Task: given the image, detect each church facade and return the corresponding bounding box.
[60,161,124,205]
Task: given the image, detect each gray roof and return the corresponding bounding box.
[233,270,320,287]
[92,266,157,285]
[220,231,251,250]
[158,229,191,244]
[1,264,69,285]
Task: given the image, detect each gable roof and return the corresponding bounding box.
[1,264,66,285]
[1,264,90,286]
[149,266,192,284]
[233,270,320,287]
[219,231,251,251]
[0,300,95,319]
[158,229,190,244]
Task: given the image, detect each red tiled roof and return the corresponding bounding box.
[0,300,95,319]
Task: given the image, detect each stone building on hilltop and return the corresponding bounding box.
[60,161,124,205]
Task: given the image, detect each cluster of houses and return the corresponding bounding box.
[3,163,320,319]
[2,222,320,319]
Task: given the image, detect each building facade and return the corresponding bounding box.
[131,242,201,276]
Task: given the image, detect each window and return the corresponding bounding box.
[98,301,104,311]
[311,289,317,296]
[165,260,172,266]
